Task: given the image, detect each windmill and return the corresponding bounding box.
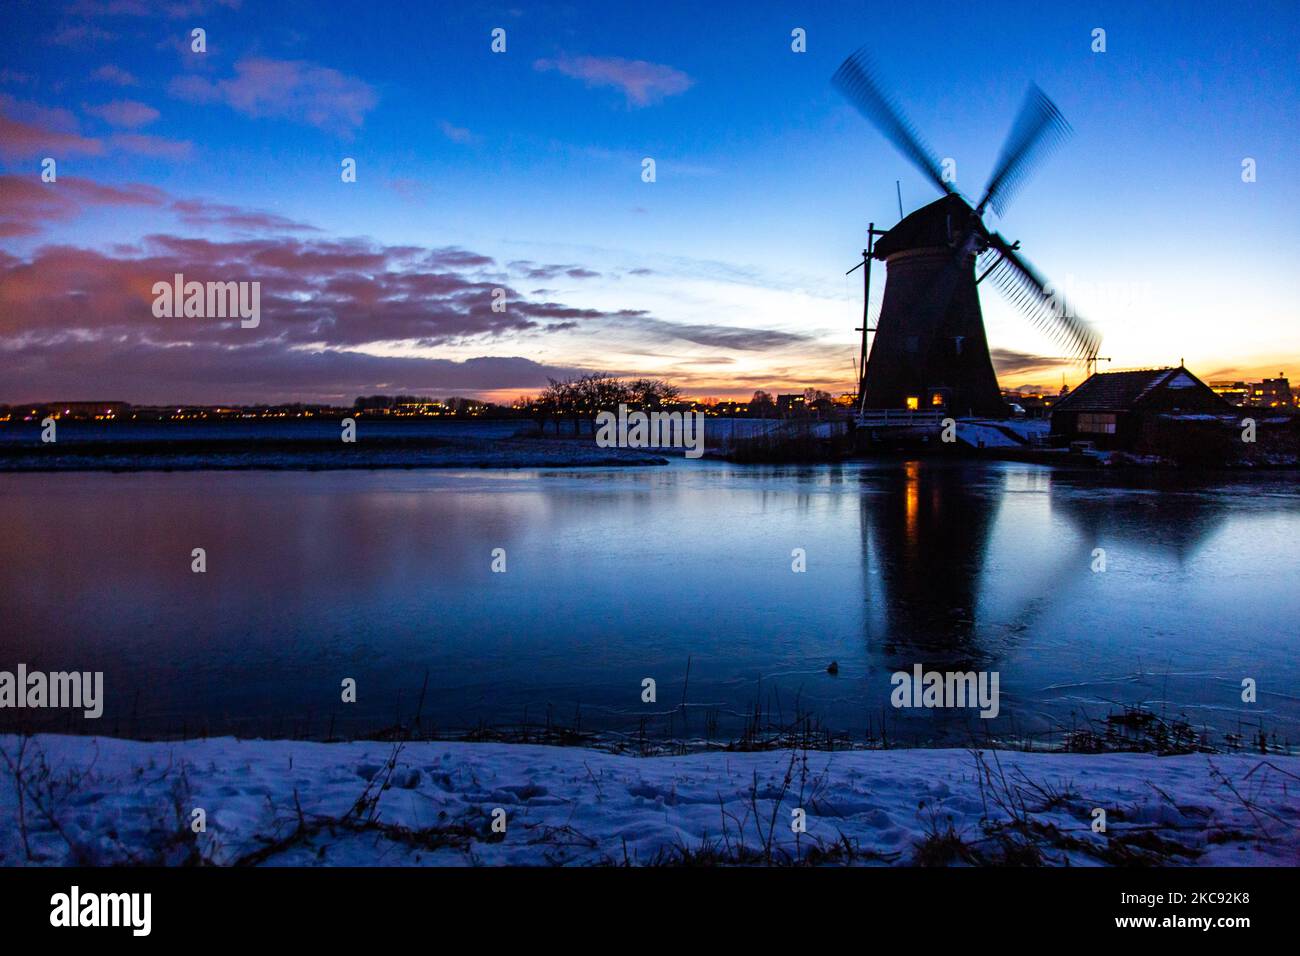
[833,48,1101,419]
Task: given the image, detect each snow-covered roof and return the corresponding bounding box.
[1051,367,1227,414]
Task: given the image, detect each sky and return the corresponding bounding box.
[1,0,1297,405]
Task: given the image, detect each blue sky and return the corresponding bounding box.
[1,0,1297,403]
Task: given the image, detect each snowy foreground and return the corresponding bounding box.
[2,736,1297,866]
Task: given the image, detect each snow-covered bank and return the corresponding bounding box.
[2,736,1296,867]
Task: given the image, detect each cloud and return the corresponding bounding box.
[0,171,830,402]
[507,260,602,281]
[673,356,736,366]
[608,314,812,351]
[439,120,478,144]
[0,95,189,160]
[0,227,653,404]
[0,174,316,238]
[990,348,1071,376]
[0,95,103,158]
[91,65,138,86]
[0,175,165,237]
[426,247,494,269]
[169,57,378,136]
[0,341,586,405]
[86,99,160,128]
[168,198,317,232]
[533,55,693,107]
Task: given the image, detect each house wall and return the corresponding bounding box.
[1136,414,1298,464]
[1050,411,1137,449]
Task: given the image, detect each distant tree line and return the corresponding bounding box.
[528,373,681,436]
[346,381,837,430]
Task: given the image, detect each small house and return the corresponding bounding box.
[1049,367,1231,450]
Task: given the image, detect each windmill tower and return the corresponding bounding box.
[833,50,1101,418]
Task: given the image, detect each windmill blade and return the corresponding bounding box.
[832,48,952,198]
[976,85,1071,218]
[984,233,1100,360]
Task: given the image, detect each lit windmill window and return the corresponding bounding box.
[930,393,944,406]
[906,396,919,411]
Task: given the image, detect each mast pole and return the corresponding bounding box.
[858,223,875,408]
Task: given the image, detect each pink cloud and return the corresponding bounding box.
[169,57,378,136]
[169,198,318,233]
[0,174,318,238]
[86,99,160,128]
[533,54,693,107]
[0,93,194,160]
[0,231,638,353]
[0,95,103,158]
[0,175,165,237]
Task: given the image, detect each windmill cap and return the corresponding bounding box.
[873,194,985,259]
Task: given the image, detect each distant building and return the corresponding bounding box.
[1050,367,1231,449]
[40,401,131,421]
[1001,389,1054,418]
[1252,374,1292,408]
[1210,381,1251,406]
[776,394,806,416]
[396,400,449,416]
[709,401,751,417]
[1212,375,1292,408]
[1021,395,1052,418]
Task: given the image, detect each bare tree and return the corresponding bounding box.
[574,373,632,434]
[539,379,574,435]
[627,378,681,409]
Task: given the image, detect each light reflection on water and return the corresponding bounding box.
[1,460,1296,748]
